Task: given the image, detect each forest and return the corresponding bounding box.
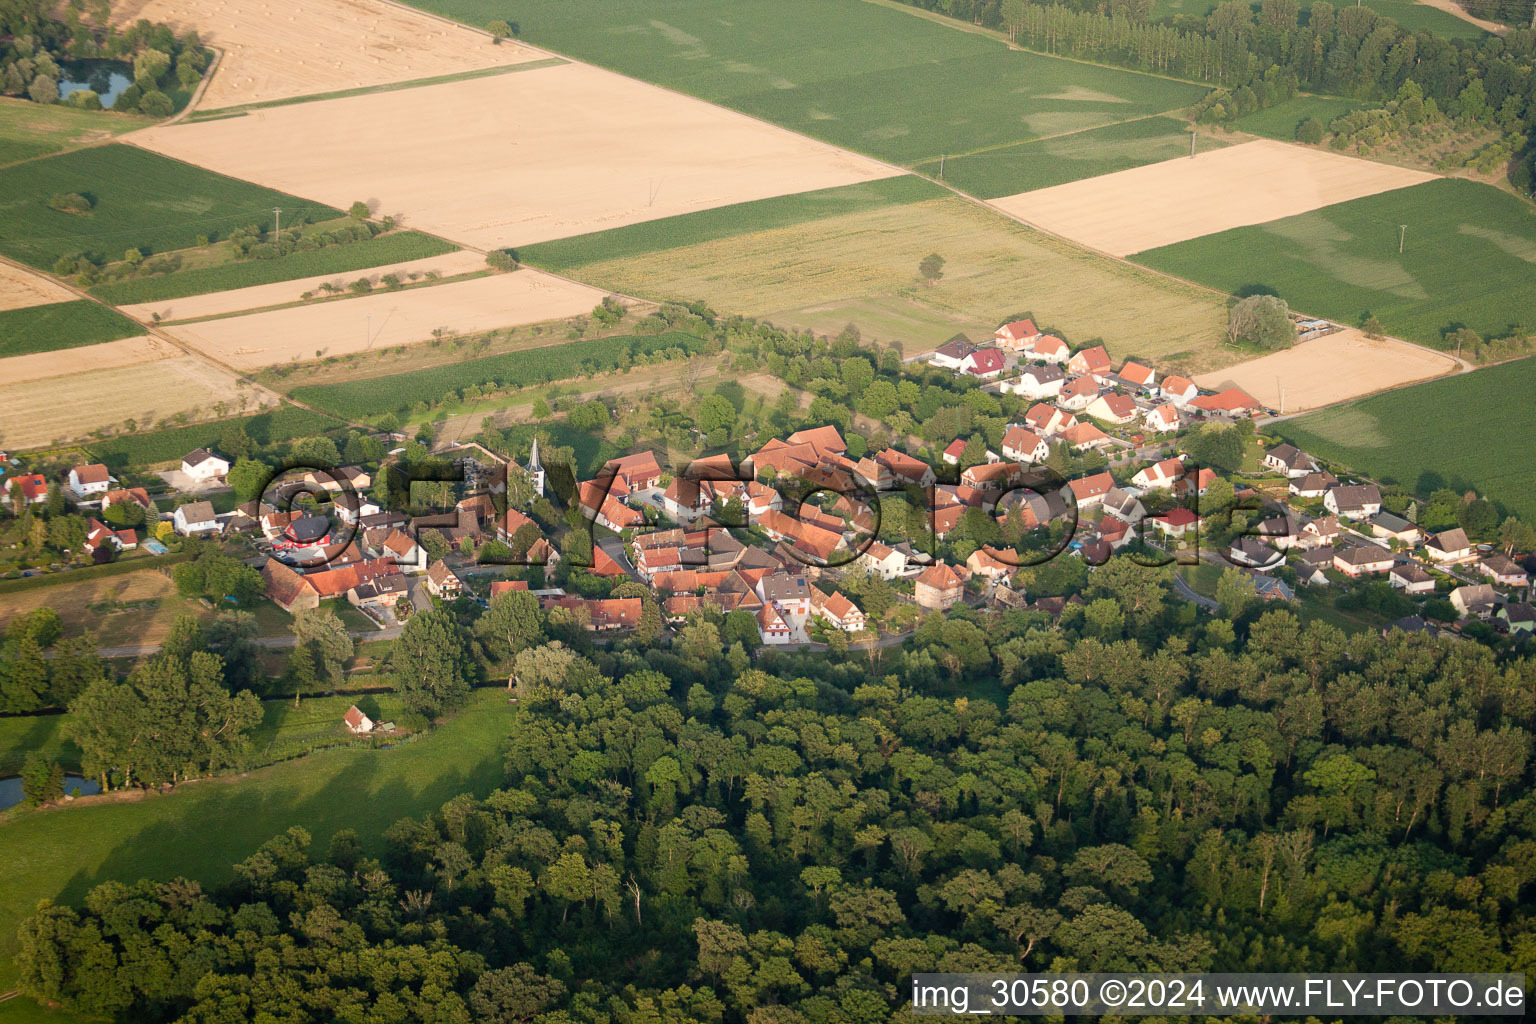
[17,560,1536,1022]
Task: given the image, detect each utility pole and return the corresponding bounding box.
[1191,129,1197,158]
[272,207,282,238]
[939,154,946,179]
[1399,224,1406,254]
[366,313,372,350]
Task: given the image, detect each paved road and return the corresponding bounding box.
[1171,569,1219,612]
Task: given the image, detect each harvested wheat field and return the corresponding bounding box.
[990,140,1437,257]
[131,62,901,249]
[0,568,187,644]
[0,336,177,386]
[0,262,75,311]
[117,250,490,323]
[164,270,611,370]
[0,356,266,449]
[1193,329,1459,414]
[112,0,544,109]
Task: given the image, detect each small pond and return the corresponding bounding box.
[56,59,134,107]
[0,773,101,810]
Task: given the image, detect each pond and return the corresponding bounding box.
[0,773,101,810]
[57,59,134,107]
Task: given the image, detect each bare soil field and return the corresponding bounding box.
[117,250,490,323]
[113,0,544,109]
[0,263,76,311]
[989,140,1437,257]
[130,61,902,249]
[0,569,184,643]
[0,336,175,386]
[0,356,268,449]
[1193,328,1459,413]
[164,270,611,370]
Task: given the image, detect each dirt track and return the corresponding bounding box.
[0,263,76,311]
[989,140,1437,257]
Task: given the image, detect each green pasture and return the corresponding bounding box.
[0,300,142,357]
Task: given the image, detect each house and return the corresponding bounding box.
[490,580,531,598]
[1059,422,1112,452]
[1132,457,1184,491]
[756,603,793,645]
[1007,364,1066,399]
[1296,547,1334,586]
[1254,514,1305,549]
[12,473,48,505]
[961,348,1008,379]
[1024,404,1073,437]
[929,337,977,370]
[1389,563,1436,595]
[758,573,813,616]
[1187,388,1263,418]
[1101,487,1145,524]
[1084,393,1138,425]
[1114,361,1157,393]
[67,464,112,501]
[602,452,665,495]
[1144,403,1180,433]
[1149,507,1200,539]
[425,560,463,599]
[1252,574,1296,602]
[1068,471,1116,508]
[1067,345,1111,377]
[1324,484,1382,519]
[660,477,712,524]
[1263,444,1318,478]
[1159,376,1199,407]
[273,514,332,559]
[1479,553,1529,587]
[857,540,908,581]
[1496,603,1536,635]
[542,596,642,630]
[1333,543,1394,577]
[1001,425,1049,464]
[914,562,964,611]
[1371,512,1421,545]
[380,529,427,573]
[348,574,408,611]
[1423,528,1473,563]
[1177,467,1218,500]
[1290,471,1338,500]
[1450,583,1498,619]
[942,439,968,465]
[810,588,866,632]
[262,559,321,613]
[965,545,1019,581]
[83,518,126,555]
[332,490,381,526]
[343,705,374,734]
[172,500,222,536]
[181,448,231,483]
[1057,375,1101,411]
[1030,336,1070,364]
[103,487,153,514]
[1229,536,1283,571]
[993,318,1041,350]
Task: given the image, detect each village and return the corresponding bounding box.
[6,317,1532,650]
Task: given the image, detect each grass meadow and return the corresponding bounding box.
[517,176,945,272]
[0,144,341,269]
[1277,358,1536,520]
[1233,95,1368,141]
[407,0,1204,167]
[914,117,1236,198]
[0,299,142,357]
[553,195,1235,369]
[1131,178,1536,347]
[0,689,515,990]
[0,98,152,167]
[89,231,458,305]
[87,404,344,467]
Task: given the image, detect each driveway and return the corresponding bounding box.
[597,536,641,582]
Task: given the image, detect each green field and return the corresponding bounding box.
[290,331,709,420]
[517,176,944,271]
[1277,358,1536,520]
[913,117,1236,198]
[1233,95,1367,141]
[0,98,152,167]
[0,689,513,989]
[0,299,143,357]
[407,0,1204,167]
[89,231,458,305]
[87,404,345,467]
[0,144,342,269]
[1132,178,1536,347]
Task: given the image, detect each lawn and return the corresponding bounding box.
[516,176,945,272]
[1131,178,1536,347]
[558,195,1236,370]
[0,144,341,269]
[0,689,514,989]
[913,117,1237,199]
[88,231,458,305]
[406,0,1205,167]
[1276,358,1536,521]
[87,404,345,468]
[0,299,143,357]
[1233,96,1368,142]
[0,97,151,167]
[290,331,709,421]
[0,715,78,776]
